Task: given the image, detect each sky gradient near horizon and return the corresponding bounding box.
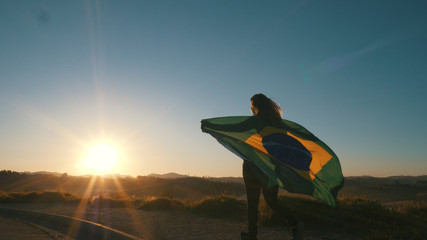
[1,1,426,177]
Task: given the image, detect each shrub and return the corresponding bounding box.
[191,195,246,219]
[137,197,185,211]
[0,191,12,202]
[0,191,80,203]
[398,200,427,222]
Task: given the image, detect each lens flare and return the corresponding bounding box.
[84,143,119,174]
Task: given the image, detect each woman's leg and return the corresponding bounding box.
[243,162,262,238]
[262,186,298,227]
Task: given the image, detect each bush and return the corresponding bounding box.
[191,195,246,219]
[137,197,185,211]
[0,191,12,202]
[398,200,427,222]
[0,191,80,203]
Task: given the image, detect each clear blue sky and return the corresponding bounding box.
[1,0,426,177]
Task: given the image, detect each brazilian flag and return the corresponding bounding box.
[201,116,343,207]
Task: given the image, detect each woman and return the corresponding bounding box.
[241,93,303,240]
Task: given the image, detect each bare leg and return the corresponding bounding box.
[243,162,261,239]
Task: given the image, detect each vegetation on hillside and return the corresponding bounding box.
[1,171,427,239]
[0,190,79,203]
[0,170,245,200]
[1,190,426,239]
[339,176,427,203]
[1,170,426,203]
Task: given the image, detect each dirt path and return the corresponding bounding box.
[0,204,360,240]
[0,216,72,240]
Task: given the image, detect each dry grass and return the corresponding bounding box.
[1,191,427,239]
[0,190,80,203]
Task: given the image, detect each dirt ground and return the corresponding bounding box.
[0,216,72,240]
[0,204,361,240]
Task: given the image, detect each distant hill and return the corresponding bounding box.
[147,172,244,183]
[1,170,426,204]
[345,175,427,184]
[28,171,64,176]
[147,172,189,179]
[0,170,245,200]
[338,175,427,203]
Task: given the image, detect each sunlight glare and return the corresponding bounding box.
[84,143,119,174]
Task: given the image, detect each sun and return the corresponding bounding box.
[84,143,119,174]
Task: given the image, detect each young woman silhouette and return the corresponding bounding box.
[240,93,304,240]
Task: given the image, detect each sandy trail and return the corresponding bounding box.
[0,204,360,240]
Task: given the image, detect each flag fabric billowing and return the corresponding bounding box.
[201,116,343,207]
